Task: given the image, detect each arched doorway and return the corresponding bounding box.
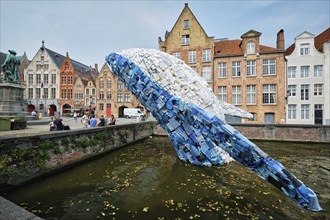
[27,104,35,113]
[118,106,128,118]
[62,104,72,116]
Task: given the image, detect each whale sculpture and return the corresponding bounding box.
[105,49,322,211]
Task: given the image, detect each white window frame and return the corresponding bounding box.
[182,35,190,45]
[173,52,181,60]
[300,43,310,55]
[314,84,323,96]
[301,84,309,100]
[301,104,310,119]
[300,66,309,78]
[247,60,256,76]
[287,66,296,78]
[202,66,211,82]
[287,85,296,96]
[263,59,276,75]
[288,104,297,119]
[262,84,277,104]
[188,50,196,63]
[217,86,227,102]
[246,85,256,105]
[247,42,255,54]
[314,65,323,77]
[183,20,189,29]
[232,61,241,77]
[218,62,226,78]
[202,49,211,62]
[232,85,241,105]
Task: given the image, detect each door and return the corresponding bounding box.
[314,104,323,125]
[264,113,275,124]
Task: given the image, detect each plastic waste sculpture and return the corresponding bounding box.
[105,48,322,211]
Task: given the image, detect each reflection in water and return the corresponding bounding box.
[3,137,330,220]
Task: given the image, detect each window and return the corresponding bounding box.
[124,93,131,102]
[61,89,66,99]
[182,34,190,45]
[184,20,189,29]
[99,91,104,99]
[300,66,309,78]
[301,84,309,100]
[263,59,276,75]
[67,89,72,99]
[262,84,276,104]
[202,66,211,82]
[314,84,323,96]
[173,52,181,59]
[287,66,296,78]
[43,74,48,85]
[300,43,310,55]
[106,103,111,109]
[36,74,41,84]
[188,50,196,63]
[247,60,256,76]
[287,85,296,96]
[217,86,227,102]
[107,91,112,99]
[107,80,112,89]
[232,85,241,105]
[86,89,90,95]
[202,49,211,62]
[51,74,56,84]
[44,64,49,71]
[51,88,56,99]
[247,42,255,54]
[35,88,40,98]
[61,76,66,84]
[314,65,323,77]
[232,61,241,77]
[28,74,33,84]
[301,104,310,119]
[117,93,123,102]
[100,79,104,89]
[28,88,33,99]
[92,88,96,95]
[288,104,297,119]
[247,85,256,104]
[43,88,48,99]
[118,83,123,90]
[68,76,72,84]
[218,62,226,78]
[99,103,104,111]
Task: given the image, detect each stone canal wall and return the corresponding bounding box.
[0,122,157,191]
[153,123,330,143]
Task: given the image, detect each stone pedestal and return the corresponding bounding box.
[0,82,27,117]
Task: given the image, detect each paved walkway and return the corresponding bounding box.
[0,116,150,138]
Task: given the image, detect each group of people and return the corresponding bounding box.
[80,113,116,128]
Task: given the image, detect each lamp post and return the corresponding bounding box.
[89,95,92,115]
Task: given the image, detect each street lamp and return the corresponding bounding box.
[89,95,92,114]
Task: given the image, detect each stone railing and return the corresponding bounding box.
[0,122,157,191]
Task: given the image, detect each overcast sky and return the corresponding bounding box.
[1,0,329,69]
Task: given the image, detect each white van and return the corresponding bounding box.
[123,108,145,118]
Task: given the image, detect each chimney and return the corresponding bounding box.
[94,63,98,72]
[277,29,284,50]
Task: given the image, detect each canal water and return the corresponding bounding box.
[3,137,330,220]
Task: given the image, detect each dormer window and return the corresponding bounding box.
[184,20,189,29]
[182,35,190,45]
[247,42,255,54]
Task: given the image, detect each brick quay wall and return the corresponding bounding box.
[153,123,330,143]
[0,122,157,192]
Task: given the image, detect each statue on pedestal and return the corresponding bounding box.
[1,50,21,84]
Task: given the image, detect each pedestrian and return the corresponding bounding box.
[108,114,116,125]
[73,111,77,123]
[81,113,89,128]
[97,115,105,126]
[53,115,64,131]
[88,115,98,128]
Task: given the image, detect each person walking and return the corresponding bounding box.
[53,115,64,131]
[81,113,89,128]
[73,111,78,123]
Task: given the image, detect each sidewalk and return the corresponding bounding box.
[0,116,145,139]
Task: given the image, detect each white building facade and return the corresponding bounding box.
[285,30,330,125]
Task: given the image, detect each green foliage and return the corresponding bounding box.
[39,141,53,151]
[53,146,61,154]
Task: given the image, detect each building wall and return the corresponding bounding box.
[59,54,75,114]
[24,47,60,115]
[286,32,329,125]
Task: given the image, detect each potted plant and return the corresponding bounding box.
[0,117,11,131]
[10,117,22,130]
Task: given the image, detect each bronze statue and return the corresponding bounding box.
[1,50,21,83]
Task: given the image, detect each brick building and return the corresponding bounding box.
[158,3,286,124]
